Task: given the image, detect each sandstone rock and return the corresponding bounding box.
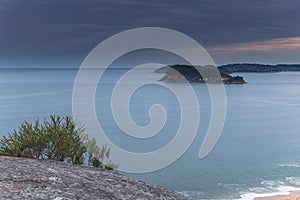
[0,156,188,200]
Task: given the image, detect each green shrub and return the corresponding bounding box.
[84,138,118,169]
[0,115,117,170]
[0,115,86,164]
[105,160,119,170]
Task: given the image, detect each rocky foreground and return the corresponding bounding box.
[0,156,188,200]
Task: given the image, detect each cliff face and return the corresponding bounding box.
[0,156,188,200]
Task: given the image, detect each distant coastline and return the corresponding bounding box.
[1,63,300,72]
[219,63,300,73]
[1,63,300,85]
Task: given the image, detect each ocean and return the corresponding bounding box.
[1,68,300,199]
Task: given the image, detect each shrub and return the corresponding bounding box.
[0,115,117,170]
[0,115,86,164]
[105,160,119,171]
[84,138,118,169]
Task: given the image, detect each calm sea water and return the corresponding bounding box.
[1,68,300,199]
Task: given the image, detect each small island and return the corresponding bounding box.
[155,64,246,84]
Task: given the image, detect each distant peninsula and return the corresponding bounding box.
[155,63,300,84]
[155,65,246,84]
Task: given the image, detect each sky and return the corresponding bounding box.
[1,0,300,67]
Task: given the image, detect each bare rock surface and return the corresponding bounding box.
[0,156,188,200]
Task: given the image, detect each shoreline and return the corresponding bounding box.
[254,190,300,200]
[238,186,300,200]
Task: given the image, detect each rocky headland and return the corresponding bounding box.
[155,65,246,84]
[0,156,188,200]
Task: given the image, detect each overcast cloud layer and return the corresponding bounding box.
[1,0,300,67]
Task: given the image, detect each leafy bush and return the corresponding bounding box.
[0,115,117,169]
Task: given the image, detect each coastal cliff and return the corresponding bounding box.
[0,156,188,200]
[155,65,246,84]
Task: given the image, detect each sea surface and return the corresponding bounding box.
[1,68,300,199]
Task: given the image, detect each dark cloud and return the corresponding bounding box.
[0,0,300,66]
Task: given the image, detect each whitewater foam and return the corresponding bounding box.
[277,163,300,168]
[238,186,300,200]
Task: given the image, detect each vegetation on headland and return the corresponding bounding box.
[155,65,246,84]
[0,115,117,170]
